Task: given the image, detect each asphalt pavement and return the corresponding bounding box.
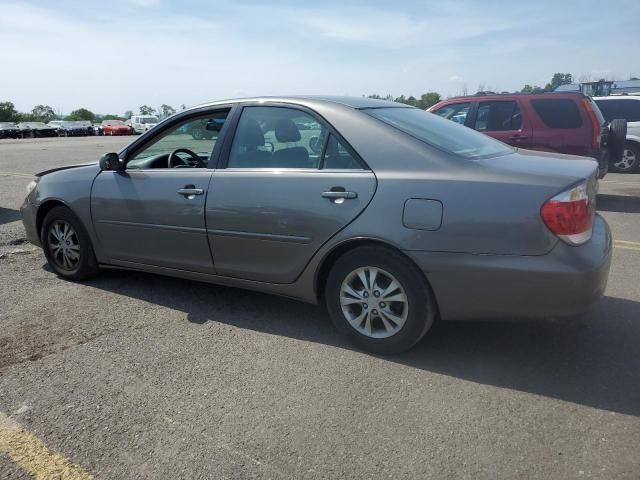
[0,137,639,479]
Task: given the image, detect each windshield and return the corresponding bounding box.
[0,122,17,128]
[139,117,159,124]
[363,107,513,160]
[21,122,48,128]
[102,120,124,126]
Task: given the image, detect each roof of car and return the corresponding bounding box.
[593,95,640,101]
[438,91,588,103]
[192,95,405,110]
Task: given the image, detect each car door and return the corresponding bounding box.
[91,108,232,273]
[472,100,532,149]
[207,104,376,284]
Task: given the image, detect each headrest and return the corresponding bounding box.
[274,119,301,143]
[236,119,264,149]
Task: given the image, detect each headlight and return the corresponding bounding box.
[26,180,38,195]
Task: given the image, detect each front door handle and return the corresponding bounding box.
[177,185,204,198]
[321,191,357,199]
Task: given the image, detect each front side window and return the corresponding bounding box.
[365,107,512,160]
[475,101,522,131]
[127,110,229,169]
[432,102,471,125]
[531,99,582,128]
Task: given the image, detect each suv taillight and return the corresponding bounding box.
[582,97,601,150]
[541,182,594,245]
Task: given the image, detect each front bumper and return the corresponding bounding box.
[406,215,612,321]
[20,194,41,247]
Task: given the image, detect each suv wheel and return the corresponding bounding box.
[41,206,100,280]
[611,143,639,173]
[325,246,436,354]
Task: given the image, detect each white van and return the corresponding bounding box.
[130,115,159,134]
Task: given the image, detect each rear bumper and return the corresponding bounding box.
[405,215,612,321]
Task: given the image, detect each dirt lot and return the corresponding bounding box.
[1,137,639,479]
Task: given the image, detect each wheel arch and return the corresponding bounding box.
[36,199,70,237]
[314,237,439,313]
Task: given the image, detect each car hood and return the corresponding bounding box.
[35,162,98,177]
[478,148,598,187]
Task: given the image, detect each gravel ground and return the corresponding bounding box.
[0,137,639,479]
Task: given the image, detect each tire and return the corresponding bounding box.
[325,246,436,355]
[607,119,627,168]
[41,206,100,281]
[191,127,204,140]
[610,142,639,173]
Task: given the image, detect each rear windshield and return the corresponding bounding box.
[363,107,512,160]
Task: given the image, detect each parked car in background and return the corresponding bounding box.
[21,96,611,354]
[17,122,59,138]
[594,96,640,172]
[48,120,93,137]
[130,115,160,134]
[92,124,103,136]
[428,92,626,178]
[0,122,23,139]
[101,120,133,136]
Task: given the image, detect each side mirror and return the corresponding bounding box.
[99,152,123,171]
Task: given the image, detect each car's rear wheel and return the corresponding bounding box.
[611,142,639,173]
[325,246,436,354]
[607,118,627,170]
[41,206,100,280]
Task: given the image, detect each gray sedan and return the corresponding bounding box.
[21,96,612,354]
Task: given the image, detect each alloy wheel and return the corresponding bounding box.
[47,220,80,270]
[614,148,637,171]
[339,267,409,339]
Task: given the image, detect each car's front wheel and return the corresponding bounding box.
[325,246,436,354]
[41,206,100,280]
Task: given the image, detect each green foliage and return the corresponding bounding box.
[520,84,544,93]
[544,73,573,91]
[27,105,57,122]
[66,108,95,121]
[124,110,133,119]
[369,92,440,109]
[0,101,20,122]
[139,105,155,115]
[159,104,176,118]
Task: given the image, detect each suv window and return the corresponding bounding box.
[432,102,471,125]
[475,101,522,131]
[595,99,640,123]
[531,99,582,128]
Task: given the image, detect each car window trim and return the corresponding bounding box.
[218,102,371,171]
[119,104,237,170]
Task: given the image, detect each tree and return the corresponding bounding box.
[30,105,56,122]
[416,92,441,109]
[180,104,186,111]
[139,105,155,115]
[159,104,176,118]
[0,101,20,122]
[544,72,573,91]
[66,108,95,121]
[124,110,133,119]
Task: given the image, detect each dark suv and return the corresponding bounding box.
[428,92,626,178]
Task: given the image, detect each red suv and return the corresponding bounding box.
[428,92,626,178]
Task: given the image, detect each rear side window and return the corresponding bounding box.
[531,99,582,128]
[475,101,522,131]
[432,102,471,125]
[595,100,640,122]
[322,134,361,169]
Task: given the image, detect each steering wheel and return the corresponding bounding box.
[168,148,203,168]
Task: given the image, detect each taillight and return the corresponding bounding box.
[541,182,594,245]
[582,98,601,150]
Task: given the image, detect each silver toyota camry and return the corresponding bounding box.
[21,96,612,354]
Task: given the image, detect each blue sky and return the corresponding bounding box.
[0,0,638,115]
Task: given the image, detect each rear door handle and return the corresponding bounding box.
[177,185,204,197]
[322,191,358,199]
